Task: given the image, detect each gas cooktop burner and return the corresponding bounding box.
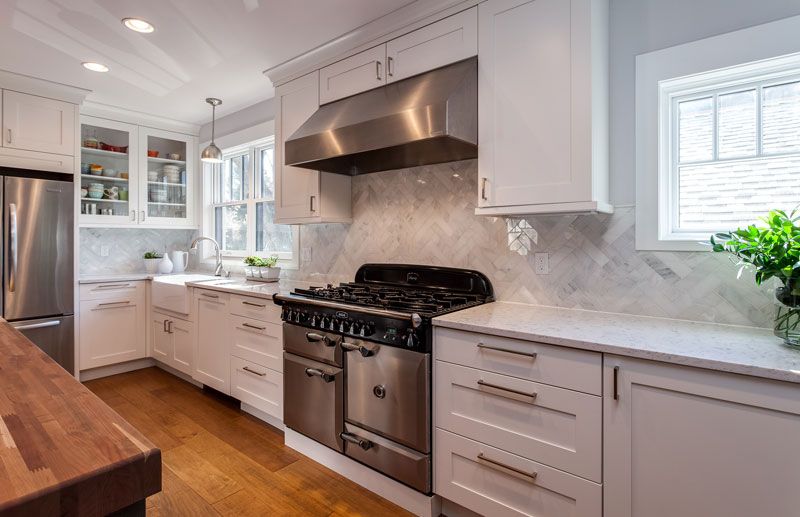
[291,282,487,316]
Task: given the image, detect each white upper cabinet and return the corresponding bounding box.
[386,7,477,83]
[319,45,386,104]
[274,71,352,224]
[2,90,76,156]
[476,0,611,216]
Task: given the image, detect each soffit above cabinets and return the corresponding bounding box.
[0,0,419,125]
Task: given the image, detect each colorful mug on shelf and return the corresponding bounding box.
[119,188,129,201]
[80,163,90,174]
[103,186,119,200]
[120,172,129,179]
[147,150,159,157]
[89,164,103,176]
[80,188,88,198]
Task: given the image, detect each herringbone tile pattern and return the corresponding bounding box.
[288,159,774,328]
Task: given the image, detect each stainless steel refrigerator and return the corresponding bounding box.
[2,173,74,372]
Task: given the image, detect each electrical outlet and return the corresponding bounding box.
[301,246,312,264]
[534,252,550,274]
[100,245,110,257]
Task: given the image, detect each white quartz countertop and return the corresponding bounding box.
[79,273,155,283]
[433,301,800,384]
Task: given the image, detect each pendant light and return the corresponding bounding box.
[201,98,223,163]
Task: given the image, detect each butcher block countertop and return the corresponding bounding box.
[0,321,161,515]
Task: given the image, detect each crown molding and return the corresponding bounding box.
[81,100,200,135]
[263,0,478,87]
[0,69,90,105]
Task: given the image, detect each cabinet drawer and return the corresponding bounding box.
[435,327,601,395]
[230,294,281,322]
[434,429,601,517]
[319,44,386,104]
[435,361,601,482]
[80,280,144,301]
[230,356,283,421]
[230,316,282,372]
[79,296,145,370]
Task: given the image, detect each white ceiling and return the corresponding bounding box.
[0,0,416,124]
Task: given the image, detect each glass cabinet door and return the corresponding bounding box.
[139,128,195,226]
[79,116,138,224]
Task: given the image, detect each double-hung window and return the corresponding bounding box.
[208,138,296,260]
[636,18,800,250]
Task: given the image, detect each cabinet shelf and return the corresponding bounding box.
[147,181,186,188]
[81,174,129,183]
[148,156,186,166]
[148,202,186,207]
[80,197,129,204]
[81,147,129,158]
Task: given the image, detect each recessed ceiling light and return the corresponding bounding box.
[122,17,155,33]
[82,62,109,73]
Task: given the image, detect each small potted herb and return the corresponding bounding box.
[242,255,281,281]
[143,251,163,274]
[711,207,800,347]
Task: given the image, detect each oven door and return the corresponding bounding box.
[284,352,344,452]
[343,338,430,453]
[283,322,342,367]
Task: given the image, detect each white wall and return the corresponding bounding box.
[609,0,800,205]
[199,97,276,143]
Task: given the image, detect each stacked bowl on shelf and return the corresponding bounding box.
[162,164,181,184]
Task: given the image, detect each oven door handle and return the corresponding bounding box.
[341,341,375,357]
[305,332,337,347]
[340,432,373,451]
[304,367,335,383]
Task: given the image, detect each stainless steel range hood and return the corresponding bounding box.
[284,57,477,176]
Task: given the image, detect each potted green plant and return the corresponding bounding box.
[710,207,800,347]
[242,255,281,281]
[143,251,163,274]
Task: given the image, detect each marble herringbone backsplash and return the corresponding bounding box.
[289,159,775,328]
[80,228,198,274]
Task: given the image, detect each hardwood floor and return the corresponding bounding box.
[85,367,412,516]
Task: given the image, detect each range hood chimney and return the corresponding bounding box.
[284,57,477,176]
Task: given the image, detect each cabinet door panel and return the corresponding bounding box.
[171,318,194,375]
[79,297,145,369]
[230,356,282,420]
[151,315,171,363]
[194,291,230,393]
[3,91,75,155]
[604,356,800,517]
[478,0,590,207]
[275,71,320,222]
[319,45,386,104]
[387,8,477,83]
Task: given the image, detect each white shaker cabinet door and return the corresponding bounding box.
[604,356,800,517]
[319,45,386,104]
[2,90,76,156]
[170,317,194,376]
[79,297,145,369]
[387,7,477,83]
[194,290,230,393]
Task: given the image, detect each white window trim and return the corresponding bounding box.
[635,14,800,251]
[201,135,299,267]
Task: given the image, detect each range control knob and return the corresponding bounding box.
[283,307,293,321]
[321,315,331,329]
[363,322,376,337]
[339,319,352,333]
[403,329,420,349]
[310,313,320,327]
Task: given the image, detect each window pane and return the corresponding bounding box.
[214,204,248,251]
[256,201,293,252]
[717,90,757,159]
[678,97,714,163]
[762,81,800,154]
[260,147,275,200]
[219,154,249,202]
[678,155,800,231]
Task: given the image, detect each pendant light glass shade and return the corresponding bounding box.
[201,98,223,163]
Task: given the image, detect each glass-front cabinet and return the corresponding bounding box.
[139,127,195,226]
[78,116,196,228]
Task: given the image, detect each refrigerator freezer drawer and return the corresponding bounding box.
[11,315,74,374]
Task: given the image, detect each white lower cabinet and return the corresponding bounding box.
[79,281,146,370]
[604,356,800,517]
[435,429,601,517]
[230,356,283,420]
[194,290,231,393]
[151,310,193,376]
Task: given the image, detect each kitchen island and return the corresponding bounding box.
[0,320,161,516]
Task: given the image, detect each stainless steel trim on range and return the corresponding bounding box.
[343,337,430,453]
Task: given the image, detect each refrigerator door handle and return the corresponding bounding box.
[12,320,61,331]
[9,202,17,293]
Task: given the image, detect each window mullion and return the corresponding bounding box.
[756,84,764,157]
[712,93,719,161]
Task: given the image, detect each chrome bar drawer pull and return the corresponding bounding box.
[477,342,537,359]
[242,300,266,308]
[200,292,220,299]
[242,322,266,331]
[92,301,131,311]
[477,379,537,403]
[95,283,132,289]
[243,366,266,377]
[477,453,538,483]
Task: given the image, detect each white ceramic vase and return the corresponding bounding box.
[157,254,173,274]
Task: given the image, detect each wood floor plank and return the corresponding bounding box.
[87,367,412,517]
